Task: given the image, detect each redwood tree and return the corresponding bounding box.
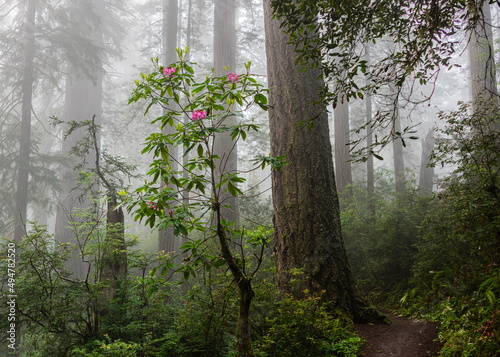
[14,0,37,243]
[158,0,179,262]
[334,99,352,199]
[263,1,386,323]
[213,0,238,225]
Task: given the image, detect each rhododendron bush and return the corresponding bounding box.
[126,48,285,355]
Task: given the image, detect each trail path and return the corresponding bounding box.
[355,311,442,357]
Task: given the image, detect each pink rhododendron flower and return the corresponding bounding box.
[191,110,207,121]
[227,72,239,83]
[163,67,176,77]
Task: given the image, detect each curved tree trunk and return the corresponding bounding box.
[263,0,387,324]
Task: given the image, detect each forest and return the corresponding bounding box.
[0,0,499,356]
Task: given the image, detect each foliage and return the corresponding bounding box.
[268,0,477,157]
[256,291,362,357]
[357,99,500,355]
[126,48,286,355]
[341,178,435,301]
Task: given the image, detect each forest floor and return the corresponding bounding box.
[355,311,443,357]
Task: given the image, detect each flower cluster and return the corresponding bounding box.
[148,202,156,209]
[227,72,239,83]
[163,67,176,77]
[191,110,207,121]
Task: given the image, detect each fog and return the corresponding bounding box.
[0,0,491,246]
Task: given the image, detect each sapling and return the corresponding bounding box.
[126,48,285,356]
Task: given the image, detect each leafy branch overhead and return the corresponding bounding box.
[270,0,478,156]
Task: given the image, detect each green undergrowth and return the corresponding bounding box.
[255,291,363,357]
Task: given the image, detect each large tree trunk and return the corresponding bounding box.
[334,100,352,200]
[14,0,36,244]
[158,0,179,267]
[213,0,238,226]
[263,0,387,324]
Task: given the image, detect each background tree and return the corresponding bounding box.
[263,0,386,324]
[419,128,434,195]
[213,0,238,226]
[468,1,497,109]
[13,0,37,244]
[158,0,179,268]
[392,113,405,194]
[365,50,375,213]
[334,99,353,199]
[55,0,106,278]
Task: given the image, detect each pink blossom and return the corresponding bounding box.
[168,210,174,216]
[163,67,176,77]
[148,202,156,209]
[227,72,239,83]
[191,110,207,121]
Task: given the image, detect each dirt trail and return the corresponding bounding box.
[355,312,442,357]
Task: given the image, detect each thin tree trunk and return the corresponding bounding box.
[14,0,36,243]
[263,0,387,324]
[419,128,434,195]
[334,99,352,200]
[215,210,255,356]
[365,50,375,214]
[393,112,405,194]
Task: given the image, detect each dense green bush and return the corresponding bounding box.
[256,291,362,357]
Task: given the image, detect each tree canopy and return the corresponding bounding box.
[270,0,488,155]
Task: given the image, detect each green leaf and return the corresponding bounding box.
[227,181,238,196]
[197,144,204,157]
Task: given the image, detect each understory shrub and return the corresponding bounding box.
[256,291,363,357]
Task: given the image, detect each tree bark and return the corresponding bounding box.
[264,0,387,324]
[101,198,127,299]
[14,0,37,244]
